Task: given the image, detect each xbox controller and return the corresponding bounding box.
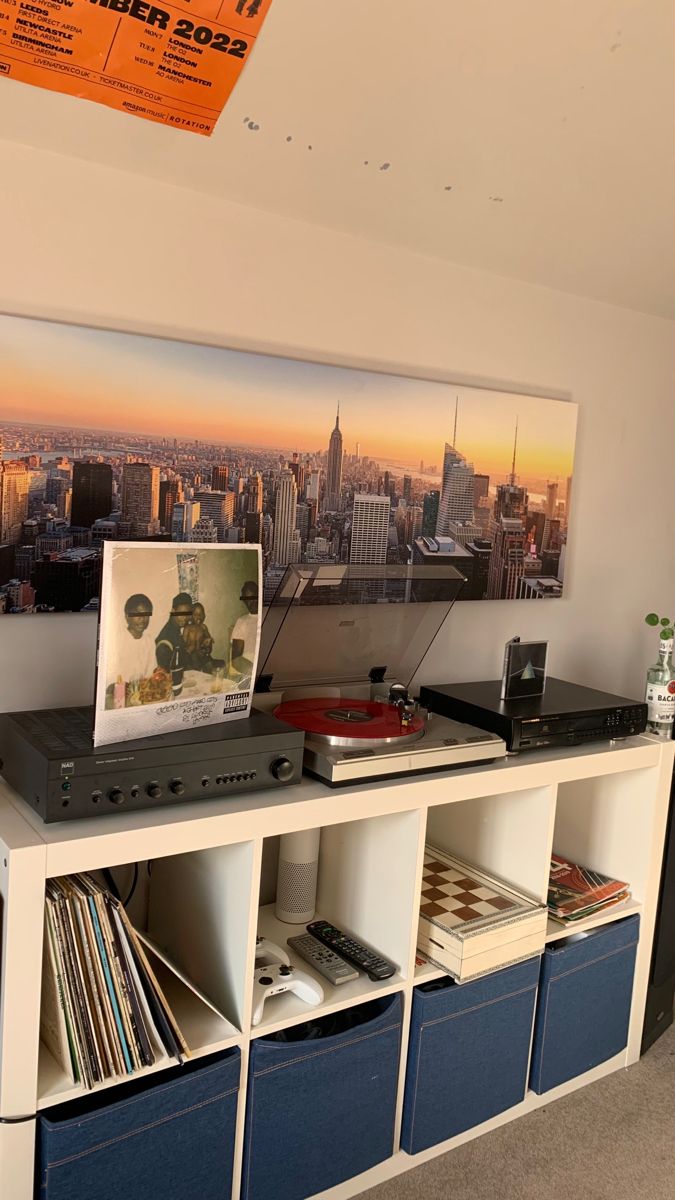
[251,963,324,1026]
[255,936,290,967]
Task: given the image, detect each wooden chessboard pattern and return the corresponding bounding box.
[420,852,519,927]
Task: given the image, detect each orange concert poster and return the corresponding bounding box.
[0,0,275,135]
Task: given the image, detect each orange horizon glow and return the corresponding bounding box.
[1,315,577,485]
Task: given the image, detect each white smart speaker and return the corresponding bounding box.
[275,828,321,924]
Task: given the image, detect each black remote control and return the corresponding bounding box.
[306,920,397,981]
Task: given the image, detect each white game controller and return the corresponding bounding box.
[251,963,324,1026]
[255,936,290,967]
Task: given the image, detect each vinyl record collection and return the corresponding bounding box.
[42,875,189,1089]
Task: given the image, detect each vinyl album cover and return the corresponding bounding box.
[501,638,548,700]
[93,542,261,747]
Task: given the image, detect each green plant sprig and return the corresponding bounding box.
[645,612,674,640]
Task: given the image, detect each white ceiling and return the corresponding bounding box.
[1,0,675,318]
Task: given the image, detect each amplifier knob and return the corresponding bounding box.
[270,757,295,783]
[108,788,125,806]
[170,779,185,796]
[146,782,162,799]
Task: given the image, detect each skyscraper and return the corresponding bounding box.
[171,500,200,540]
[403,475,412,503]
[0,462,30,545]
[473,474,490,505]
[486,517,526,599]
[323,405,343,512]
[306,471,321,503]
[121,463,160,536]
[190,517,218,543]
[245,511,263,544]
[211,465,229,491]
[159,479,181,532]
[422,490,440,536]
[71,462,113,529]
[288,454,305,497]
[244,473,263,515]
[436,444,475,535]
[350,494,390,564]
[272,471,298,564]
[546,480,558,518]
[195,491,234,539]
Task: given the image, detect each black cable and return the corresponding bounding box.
[101,868,121,900]
[101,864,139,907]
[121,862,139,908]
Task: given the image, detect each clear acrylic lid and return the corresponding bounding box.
[256,564,466,691]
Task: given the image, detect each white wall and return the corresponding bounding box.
[1,140,674,711]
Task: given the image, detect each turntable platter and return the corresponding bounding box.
[274,697,426,749]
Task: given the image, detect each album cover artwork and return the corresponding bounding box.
[501,637,548,700]
[93,541,261,747]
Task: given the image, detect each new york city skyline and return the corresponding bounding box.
[0,315,577,614]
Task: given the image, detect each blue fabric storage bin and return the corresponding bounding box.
[530,913,639,1094]
[401,956,539,1154]
[36,1047,240,1200]
[241,993,402,1200]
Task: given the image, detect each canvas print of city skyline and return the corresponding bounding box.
[0,313,578,615]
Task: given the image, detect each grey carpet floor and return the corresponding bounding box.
[364,1025,675,1200]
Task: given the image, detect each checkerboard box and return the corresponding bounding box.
[401,957,541,1153]
[418,844,548,982]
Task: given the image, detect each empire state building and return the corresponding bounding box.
[323,404,343,512]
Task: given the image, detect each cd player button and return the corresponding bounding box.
[250,770,257,780]
[169,779,185,796]
[146,783,162,800]
[270,757,295,782]
[236,773,244,783]
[108,788,125,805]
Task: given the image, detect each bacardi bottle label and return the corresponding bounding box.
[645,680,675,725]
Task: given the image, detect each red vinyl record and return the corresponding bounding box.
[274,697,426,747]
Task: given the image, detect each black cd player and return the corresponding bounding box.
[419,678,648,753]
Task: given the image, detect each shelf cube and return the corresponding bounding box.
[530,914,640,1094]
[401,957,540,1154]
[241,993,402,1200]
[36,1048,240,1200]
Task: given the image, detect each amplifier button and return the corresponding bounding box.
[270,757,295,782]
[108,788,125,806]
[146,783,162,800]
[169,779,185,796]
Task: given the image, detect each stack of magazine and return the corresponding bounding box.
[42,874,206,1089]
[547,853,630,924]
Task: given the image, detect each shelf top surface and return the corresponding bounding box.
[0,735,671,871]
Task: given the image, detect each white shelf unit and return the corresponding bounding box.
[0,734,672,1200]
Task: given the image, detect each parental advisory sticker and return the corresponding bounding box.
[0,0,274,135]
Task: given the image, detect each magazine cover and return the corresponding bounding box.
[93,542,261,747]
[547,853,629,920]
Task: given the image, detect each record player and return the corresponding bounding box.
[254,564,506,785]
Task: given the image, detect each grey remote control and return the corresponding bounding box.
[287,933,360,986]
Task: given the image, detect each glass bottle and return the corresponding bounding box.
[645,637,675,738]
[170,645,184,697]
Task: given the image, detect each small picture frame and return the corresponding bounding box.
[501,637,548,701]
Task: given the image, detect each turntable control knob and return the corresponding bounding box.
[146,782,162,799]
[270,757,295,783]
[108,788,125,806]
[169,779,185,796]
